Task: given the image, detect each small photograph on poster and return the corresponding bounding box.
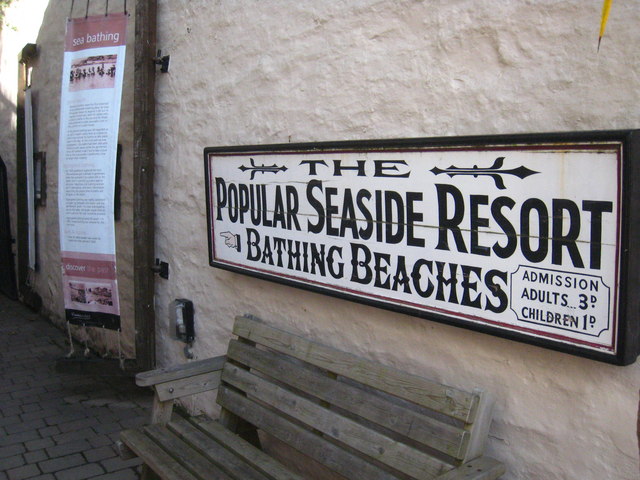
[69,282,87,303]
[69,55,117,92]
[84,282,114,306]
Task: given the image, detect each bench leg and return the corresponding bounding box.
[219,407,262,449]
[151,396,174,426]
[140,464,161,480]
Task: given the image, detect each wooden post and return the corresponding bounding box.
[134,0,157,371]
[15,44,40,310]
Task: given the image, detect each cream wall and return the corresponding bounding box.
[153,1,639,479]
[0,0,639,479]
[0,0,136,358]
[0,0,48,280]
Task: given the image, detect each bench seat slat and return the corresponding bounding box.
[165,416,278,480]
[227,339,469,460]
[119,429,201,480]
[217,386,406,480]
[221,364,449,479]
[233,315,477,423]
[143,424,234,480]
[183,416,306,480]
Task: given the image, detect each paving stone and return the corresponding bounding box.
[38,426,60,439]
[52,428,96,445]
[61,395,88,405]
[5,418,46,435]
[25,438,55,452]
[45,439,93,459]
[39,453,85,474]
[118,415,147,430]
[21,409,56,423]
[5,463,40,480]
[1,406,22,417]
[81,398,112,408]
[57,418,100,434]
[0,430,41,447]
[89,468,138,480]
[45,412,87,427]
[100,454,143,472]
[24,449,48,464]
[12,387,47,400]
[82,445,116,463]
[0,443,26,459]
[0,416,22,428]
[92,422,122,435]
[53,463,104,480]
[87,435,113,449]
[21,403,43,414]
[0,453,25,471]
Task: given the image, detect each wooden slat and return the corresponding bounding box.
[119,429,200,480]
[166,417,271,480]
[220,364,449,480]
[434,457,505,480]
[227,339,469,459]
[233,316,477,423]
[136,356,226,387]
[216,386,404,480]
[143,424,233,480]
[156,370,223,402]
[181,416,305,480]
[462,391,494,462]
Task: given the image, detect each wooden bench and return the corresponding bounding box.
[119,315,505,479]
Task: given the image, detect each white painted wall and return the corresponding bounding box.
[153,1,640,479]
[1,0,638,478]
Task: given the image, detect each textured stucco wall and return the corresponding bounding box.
[0,0,48,280]
[1,0,639,478]
[0,0,136,358]
[152,1,640,479]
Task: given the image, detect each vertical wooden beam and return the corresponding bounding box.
[134,1,157,370]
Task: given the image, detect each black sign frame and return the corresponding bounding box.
[205,130,640,365]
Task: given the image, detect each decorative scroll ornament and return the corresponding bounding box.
[429,157,539,190]
[238,158,288,179]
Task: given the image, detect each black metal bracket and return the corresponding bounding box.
[151,258,169,279]
[153,50,170,73]
[34,152,46,207]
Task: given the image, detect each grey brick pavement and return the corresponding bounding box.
[0,295,153,479]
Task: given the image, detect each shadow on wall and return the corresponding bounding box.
[0,155,17,298]
[0,16,19,300]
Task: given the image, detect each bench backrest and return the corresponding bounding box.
[217,316,495,480]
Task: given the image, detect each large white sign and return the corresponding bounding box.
[205,135,637,363]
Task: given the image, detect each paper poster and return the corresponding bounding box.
[58,14,127,330]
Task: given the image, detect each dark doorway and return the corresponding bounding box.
[0,157,17,299]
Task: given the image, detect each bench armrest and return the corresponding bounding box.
[138,355,226,426]
[136,355,226,387]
